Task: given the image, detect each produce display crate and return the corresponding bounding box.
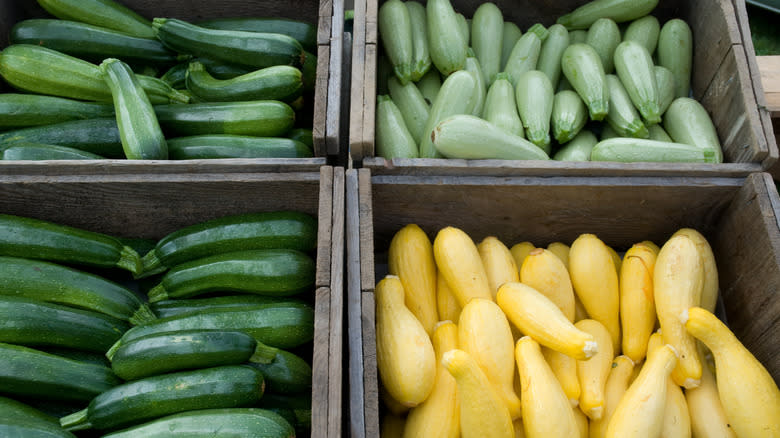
[0,0,344,169]
[348,0,778,177]
[346,168,780,437]
[0,166,345,438]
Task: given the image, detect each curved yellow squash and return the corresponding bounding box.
[575,319,614,420]
[510,241,536,276]
[520,248,576,321]
[672,228,718,314]
[620,242,657,363]
[434,226,492,307]
[588,355,635,438]
[436,268,461,323]
[389,224,439,336]
[546,241,571,269]
[542,346,581,406]
[478,236,519,299]
[685,347,737,438]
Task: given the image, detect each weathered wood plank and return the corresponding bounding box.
[311,286,331,438]
[316,166,334,288]
[358,169,376,294]
[349,0,368,162]
[0,159,327,176]
[327,167,345,438]
[318,0,335,46]
[360,43,378,161]
[313,45,331,158]
[758,56,780,117]
[326,0,344,157]
[361,291,379,438]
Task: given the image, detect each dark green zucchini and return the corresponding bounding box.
[152,18,304,69]
[109,329,262,380]
[107,302,314,356]
[38,347,112,367]
[0,118,124,158]
[167,135,312,159]
[0,213,142,274]
[159,63,189,89]
[288,128,314,148]
[36,0,155,39]
[150,294,308,319]
[0,396,76,438]
[10,19,176,66]
[0,94,114,130]
[140,211,317,276]
[60,365,265,431]
[0,296,129,352]
[100,408,295,438]
[185,61,303,103]
[100,58,168,160]
[198,17,317,52]
[1,143,106,160]
[302,50,317,92]
[153,100,295,137]
[196,57,253,79]
[0,256,155,324]
[247,347,312,394]
[0,343,121,402]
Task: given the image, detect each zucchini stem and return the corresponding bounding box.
[59,408,92,431]
[129,303,158,325]
[249,340,280,365]
[147,284,169,303]
[117,245,143,276]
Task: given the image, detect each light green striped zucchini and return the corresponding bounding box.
[647,123,672,142]
[585,18,621,73]
[623,15,660,55]
[553,129,598,161]
[378,0,413,84]
[500,22,523,71]
[654,65,676,116]
[185,62,303,103]
[1,143,105,160]
[0,94,114,130]
[551,89,587,143]
[464,53,487,116]
[536,24,570,89]
[166,136,312,159]
[561,43,609,120]
[503,30,543,87]
[515,70,553,153]
[557,0,660,30]
[471,2,504,85]
[657,18,693,98]
[426,0,467,75]
[613,40,660,125]
[432,115,550,160]
[663,97,723,163]
[416,69,441,105]
[605,74,649,138]
[405,1,432,81]
[591,137,716,162]
[375,95,419,159]
[388,76,430,143]
[483,72,524,138]
[418,70,476,158]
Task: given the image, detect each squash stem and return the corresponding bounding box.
[60,408,92,431]
[117,245,143,276]
[250,340,280,365]
[129,303,157,325]
[146,284,169,303]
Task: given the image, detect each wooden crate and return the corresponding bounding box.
[346,168,780,437]
[0,166,345,438]
[349,0,777,176]
[0,0,344,166]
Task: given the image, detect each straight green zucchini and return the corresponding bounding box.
[561,43,610,121]
[247,348,312,394]
[419,70,477,158]
[585,18,621,74]
[101,58,168,160]
[0,94,114,130]
[604,74,649,138]
[186,62,303,103]
[569,29,588,45]
[10,19,175,65]
[406,1,432,81]
[647,123,673,142]
[0,118,123,158]
[150,295,308,319]
[0,45,188,104]
[160,63,188,89]
[288,128,313,149]
[0,256,155,324]
[657,19,693,98]
[197,57,253,80]
[36,0,154,38]
[663,97,723,163]
[613,40,661,125]
[0,296,128,352]
[140,211,317,276]
[146,249,315,302]
[500,21,523,71]
[551,89,587,143]
[416,69,441,105]
[432,114,550,160]
[38,347,111,367]
[109,329,263,380]
[515,70,554,151]
[375,95,419,159]
[557,0,660,30]
[60,365,265,431]
[654,65,676,116]
[426,0,467,75]
[464,53,487,116]
[379,0,414,84]
[152,18,304,70]
[503,30,543,87]
[623,15,660,55]
[591,137,716,162]
[198,16,317,52]
[537,24,570,88]
[2,143,106,160]
[387,76,429,143]
[483,72,524,138]
[167,135,312,159]
[153,100,295,137]
[0,396,76,438]
[108,303,315,355]
[553,129,598,161]
[100,408,295,438]
[471,2,503,85]
[0,343,120,402]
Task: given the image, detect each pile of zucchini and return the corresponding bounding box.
[0,0,318,160]
[376,0,724,163]
[0,211,318,437]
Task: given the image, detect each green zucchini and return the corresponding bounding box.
[464,53,487,116]
[657,18,693,98]
[537,24,570,89]
[0,45,189,104]
[186,61,303,103]
[150,295,307,319]
[483,72,524,138]
[613,40,661,125]
[167,135,312,159]
[426,0,467,75]
[379,0,414,84]
[406,1,432,81]
[247,348,312,394]
[109,329,267,380]
[416,69,441,105]
[432,114,550,160]
[500,21,523,71]
[198,17,316,52]
[663,97,723,163]
[152,18,305,70]
[503,30,543,87]
[471,2,503,85]
[569,29,588,44]
[0,94,114,130]
[100,408,295,438]
[553,129,598,161]
[2,143,106,160]
[36,0,154,39]
[375,95,419,159]
[108,302,314,356]
[0,256,155,324]
[388,74,430,144]
[605,74,649,138]
[60,365,265,431]
[623,15,660,55]
[557,0,660,30]
[100,58,168,160]
[0,118,123,158]
[456,13,470,47]
[419,70,477,158]
[38,347,111,367]
[263,407,307,437]
[0,296,128,352]
[160,62,189,89]
[0,343,120,402]
[153,100,295,137]
[551,89,587,143]
[197,57,254,80]
[301,50,317,92]
[288,128,314,149]
[654,65,676,116]
[146,249,315,302]
[0,396,76,438]
[591,137,716,162]
[561,43,610,121]
[140,211,317,276]
[10,19,175,66]
[515,70,554,152]
[647,123,673,142]
[585,18,621,74]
